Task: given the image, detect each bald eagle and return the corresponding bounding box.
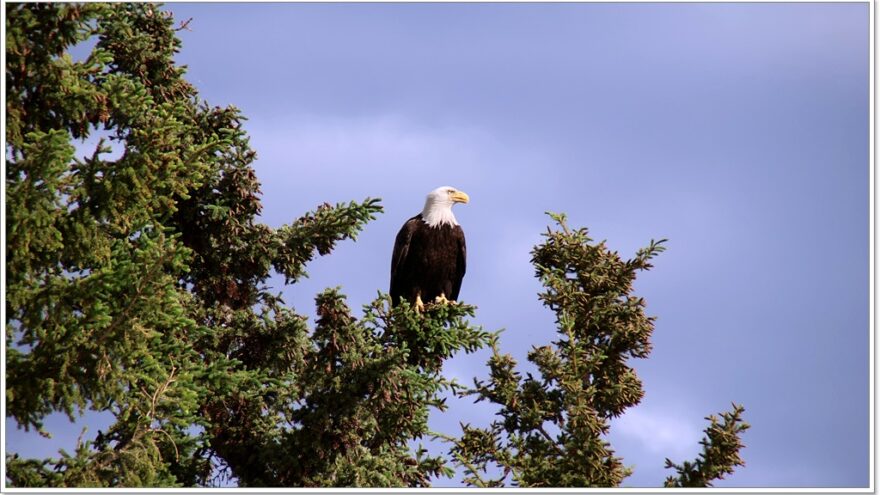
[390,186,469,312]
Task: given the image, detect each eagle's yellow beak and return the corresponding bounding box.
[451,190,470,204]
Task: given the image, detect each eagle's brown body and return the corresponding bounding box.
[390,213,466,307]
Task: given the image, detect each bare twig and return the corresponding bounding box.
[175,17,193,31]
[149,426,180,462]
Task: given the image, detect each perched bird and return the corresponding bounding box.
[390,186,469,312]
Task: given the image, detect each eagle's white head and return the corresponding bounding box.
[421,186,470,227]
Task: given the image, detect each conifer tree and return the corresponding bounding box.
[440,213,749,487]
[5,3,748,488]
[5,3,490,487]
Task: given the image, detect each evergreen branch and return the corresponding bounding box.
[272,198,383,283]
[429,430,490,488]
[94,240,170,347]
[536,424,566,458]
[664,404,750,487]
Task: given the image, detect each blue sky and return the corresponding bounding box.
[5,2,870,488]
